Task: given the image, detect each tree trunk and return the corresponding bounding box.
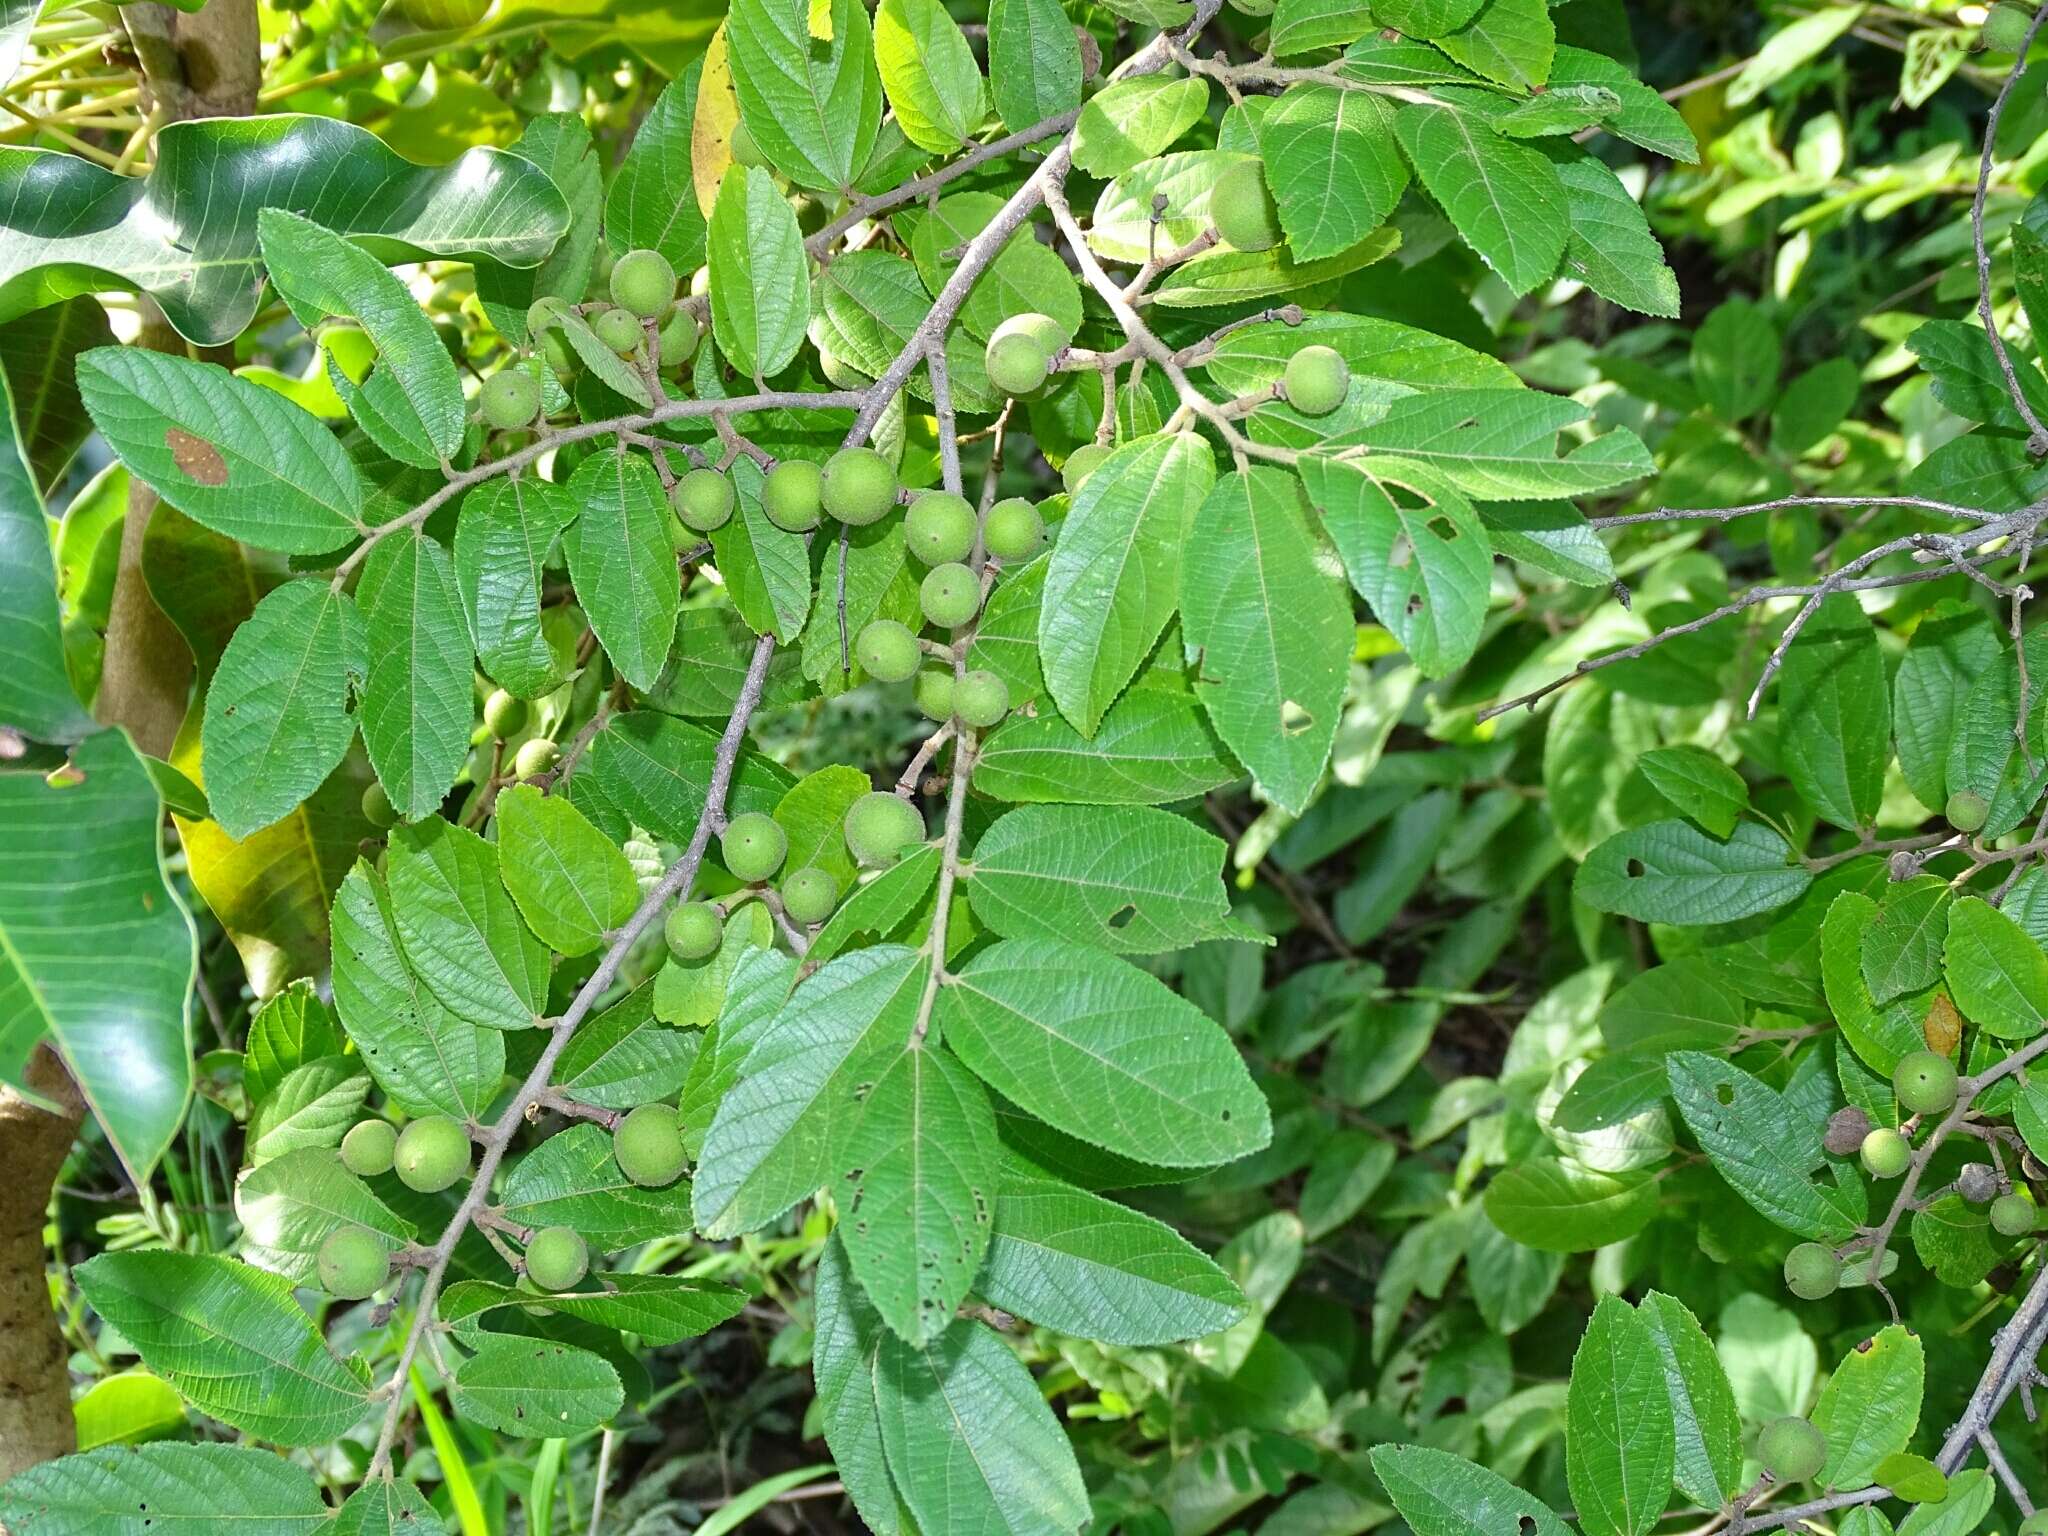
[0,1048,87,1483]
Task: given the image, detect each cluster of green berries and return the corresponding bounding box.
[510,247,701,411]
[316,1115,475,1299]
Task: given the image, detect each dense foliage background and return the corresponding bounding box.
[12,0,2048,1532]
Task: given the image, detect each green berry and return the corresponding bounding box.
[986,330,1051,397]
[483,688,528,740]
[591,306,644,355]
[1284,345,1350,417]
[658,308,701,368]
[920,563,980,629]
[665,901,722,962]
[1992,1192,2037,1237]
[524,1225,590,1291]
[2021,1515,2048,1536]
[480,369,540,430]
[781,867,838,926]
[1063,442,1111,494]
[904,492,977,566]
[1894,1049,1959,1116]
[857,618,921,683]
[954,669,1009,729]
[513,738,560,781]
[721,811,788,882]
[1783,1241,1840,1300]
[340,1119,397,1178]
[1947,789,1989,833]
[762,459,824,531]
[984,497,1044,561]
[845,791,925,867]
[394,1115,470,1194]
[610,248,676,320]
[672,468,735,533]
[1983,0,2034,51]
[1757,1417,1827,1484]
[1211,159,1283,253]
[613,1103,686,1187]
[525,297,564,336]
[729,120,767,168]
[914,667,955,722]
[541,329,578,379]
[1861,1127,1911,1179]
[822,446,899,525]
[317,1226,391,1300]
[362,781,400,829]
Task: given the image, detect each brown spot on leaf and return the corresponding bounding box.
[1924,992,1963,1055]
[166,427,227,486]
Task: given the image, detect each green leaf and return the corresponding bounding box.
[1180,466,1351,814]
[1666,1052,1860,1238]
[388,818,550,1030]
[874,0,988,153]
[0,363,89,742]
[583,711,792,847]
[978,1174,1246,1343]
[0,730,195,1175]
[499,1121,695,1249]
[1072,76,1209,178]
[1638,1291,1743,1510]
[1483,1159,1658,1251]
[0,1444,331,1534]
[604,72,708,274]
[556,981,698,1109]
[1893,600,1998,812]
[1728,5,1866,106]
[455,475,578,700]
[70,1370,188,1452]
[1393,104,1567,294]
[1946,630,2048,839]
[1271,0,1382,53]
[838,1044,998,1344]
[987,0,1082,137]
[547,304,651,406]
[335,1479,448,1536]
[875,1321,1090,1536]
[1566,1295,1674,1536]
[975,679,1240,804]
[709,165,811,381]
[1151,226,1401,308]
[74,1252,368,1445]
[695,947,928,1237]
[1332,390,1653,500]
[243,981,342,1111]
[1860,877,1952,1005]
[1368,1445,1574,1536]
[451,1333,623,1438]
[77,349,366,556]
[0,117,568,345]
[1812,1326,1923,1491]
[938,937,1272,1167]
[1875,1456,1944,1506]
[1255,86,1406,261]
[813,1237,911,1536]
[1435,0,1554,88]
[1777,594,1889,830]
[495,784,639,957]
[1690,299,1780,422]
[710,458,812,641]
[1944,895,2048,1037]
[1637,746,1747,838]
[808,845,942,966]
[1897,1468,1994,1536]
[235,1146,415,1285]
[441,1272,746,1346]
[1577,819,1811,924]
[1823,891,1928,1077]
[1297,455,1489,677]
[358,530,472,822]
[727,0,883,194]
[247,1056,369,1165]
[1039,432,1215,736]
[1551,46,1698,160]
[905,192,1083,344]
[257,209,467,467]
[1556,153,1680,318]
[331,861,505,1118]
[563,449,682,691]
[966,802,1246,954]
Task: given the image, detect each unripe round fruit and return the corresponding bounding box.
[1992,1192,2037,1236]
[480,369,541,430]
[1983,0,2034,51]
[781,867,838,926]
[672,468,735,532]
[1894,1049,1959,1115]
[730,120,767,168]
[665,901,722,962]
[541,329,578,379]
[955,669,1010,729]
[1947,789,1990,833]
[721,811,788,882]
[914,667,954,722]
[920,563,980,629]
[845,792,925,867]
[658,308,701,368]
[1861,1127,1911,1179]
[614,1103,686,1187]
[984,497,1045,561]
[483,688,528,740]
[610,248,676,320]
[1960,1162,2000,1204]
[2021,1513,2048,1536]
[822,447,899,525]
[591,306,644,356]
[524,1225,590,1291]
[986,330,1051,397]
[1284,345,1351,417]
[1211,159,1283,253]
[1063,442,1111,494]
[762,460,824,531]
[856,619,921,683]
[904,492,977,566]
[1758,1417,1827,1484]
[1783,1241,1840,1300]
[317,1226,391,1300]
[526,297,563,336]
[513,738,560,781]
[362,781,400,829]
[395,1116,470,1193]
[340,1118,397,1178]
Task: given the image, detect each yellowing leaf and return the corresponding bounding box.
[691,24,739,218]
